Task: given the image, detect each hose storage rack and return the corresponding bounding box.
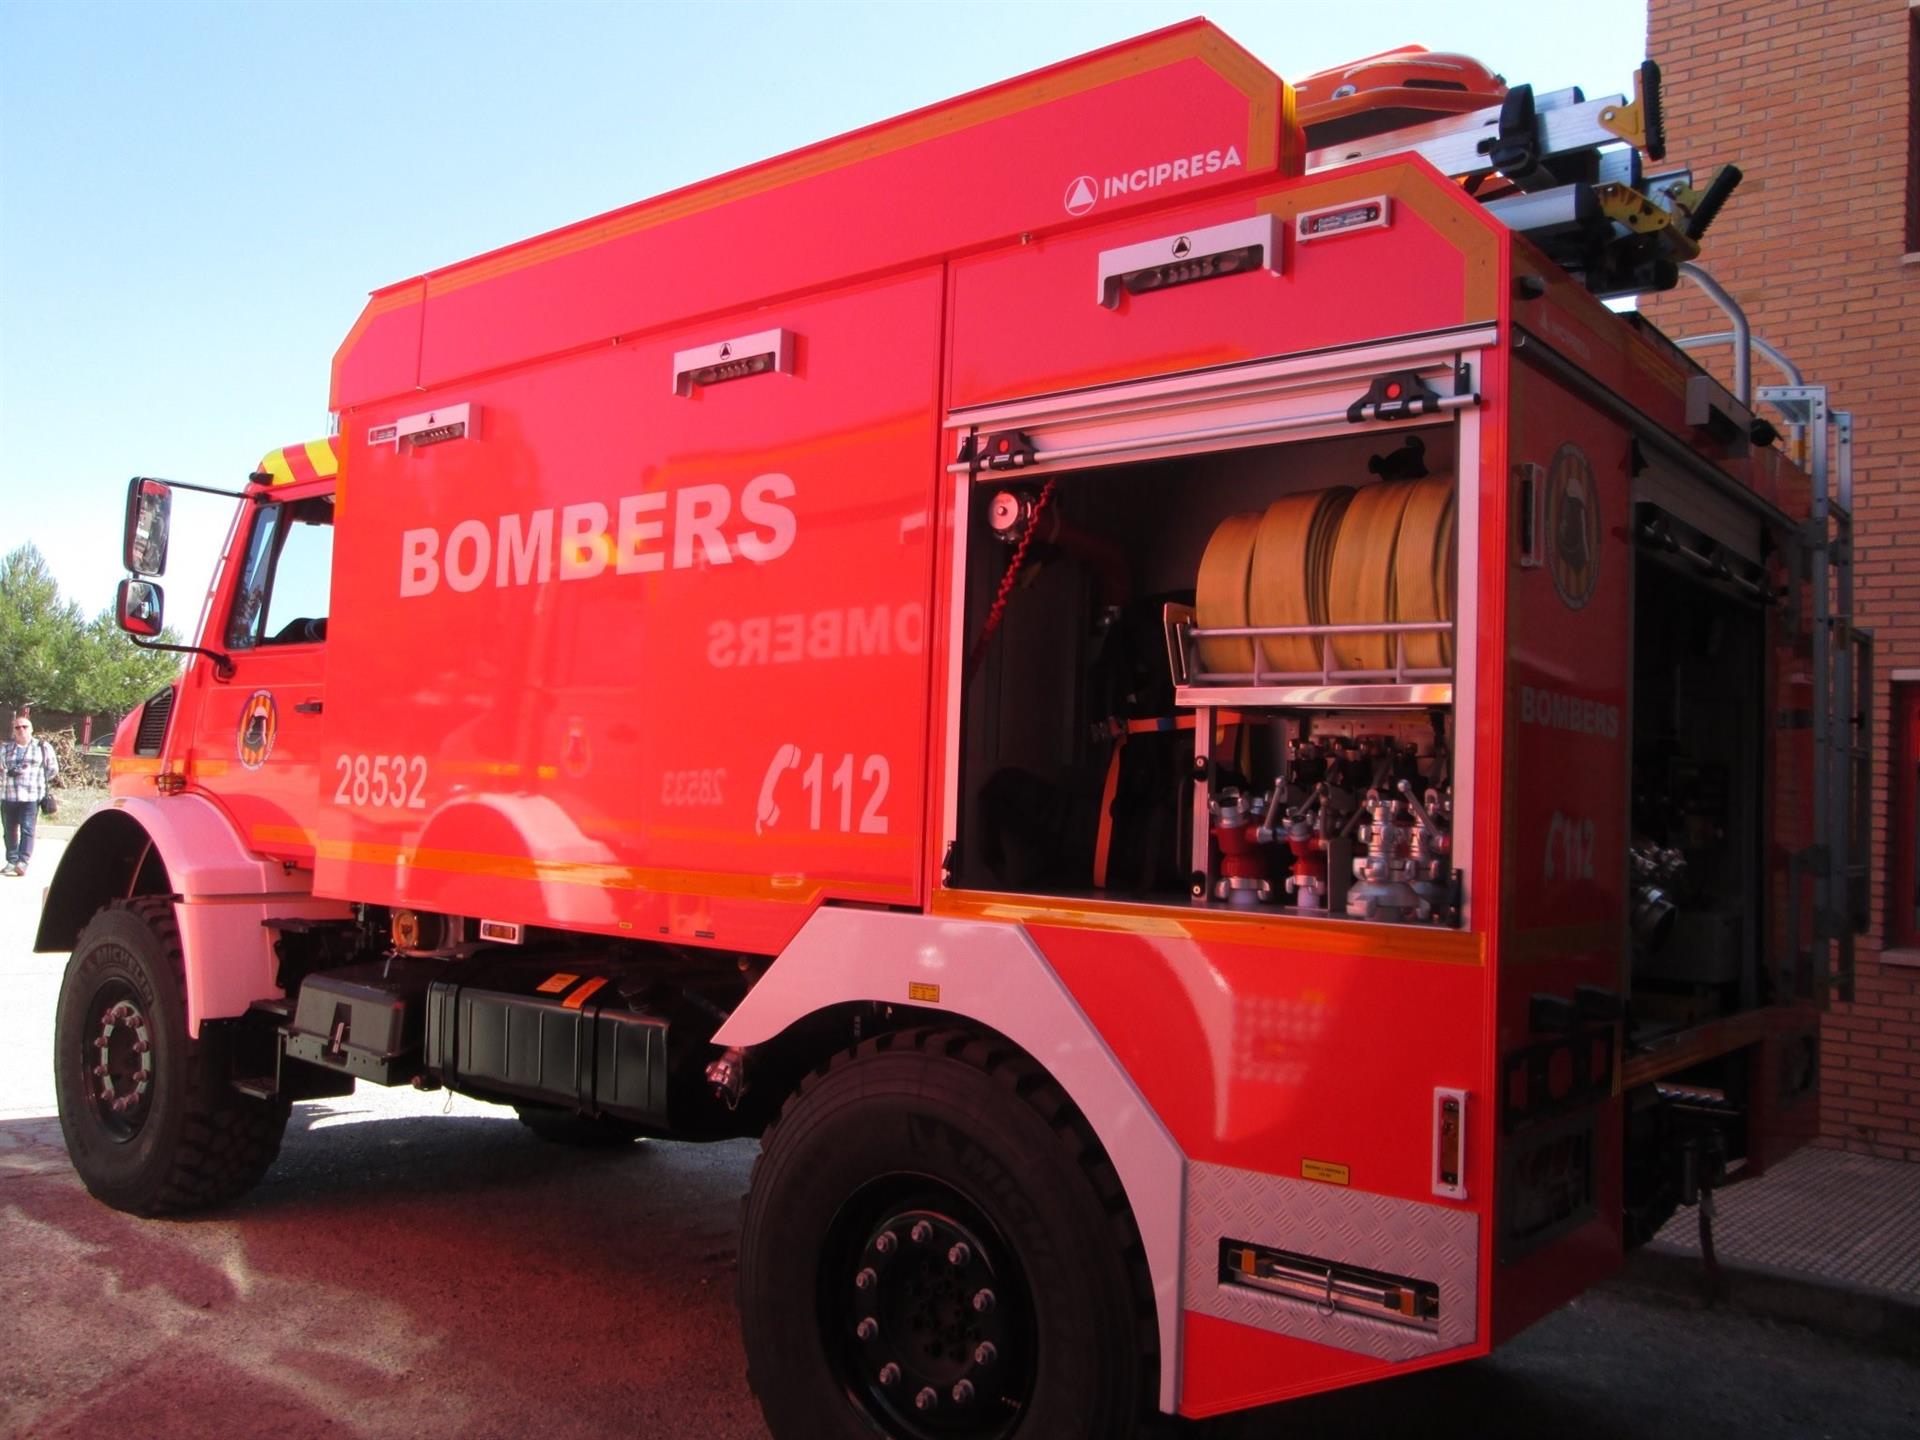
[1164,603,1454,709]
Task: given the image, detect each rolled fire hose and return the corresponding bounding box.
[1325,479,1416,671]
[1249,486,1353,674]
[1392,476,1456,669]
[1194,511,1264,673]
[1196,476,1455,680]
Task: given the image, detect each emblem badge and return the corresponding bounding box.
[1544,443,1600,610]
[237,690,278,770]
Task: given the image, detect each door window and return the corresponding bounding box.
[226,495,334,649]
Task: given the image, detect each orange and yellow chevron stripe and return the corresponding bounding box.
[255,437,339,486]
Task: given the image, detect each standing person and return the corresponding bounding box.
[2,714,58,877]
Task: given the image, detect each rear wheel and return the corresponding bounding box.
[53,898,289,1214]
[739,1029,1153,1440]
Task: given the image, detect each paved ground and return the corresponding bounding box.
[1652,1145,1920,1297]
[0,829,68,1124]
[4,832,1918,1439]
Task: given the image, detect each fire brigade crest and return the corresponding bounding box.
[237,689,278,770]
[1544,442,1600,610]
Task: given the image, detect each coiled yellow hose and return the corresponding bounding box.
[1196,474,1454,679]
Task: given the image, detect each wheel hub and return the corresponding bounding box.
[831,1199,1033,1439]
[85,984,154,1140]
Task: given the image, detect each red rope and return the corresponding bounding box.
[966,479,1056,683]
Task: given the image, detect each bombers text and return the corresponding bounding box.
[399,474,797,597]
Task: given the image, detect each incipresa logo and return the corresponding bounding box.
[1062,146,1244,216]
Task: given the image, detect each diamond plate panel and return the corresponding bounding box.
[1185,1160,1479,1361]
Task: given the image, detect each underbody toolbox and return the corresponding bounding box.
[284,959,438,1083]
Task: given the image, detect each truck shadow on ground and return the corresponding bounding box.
[0,1109,768,1438]
[5,1112,1910,1440]
[1181,1359,1629,1439]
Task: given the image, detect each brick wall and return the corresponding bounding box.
[1644,0,1920,1157]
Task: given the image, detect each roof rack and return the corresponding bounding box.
[1306,59,1742,300]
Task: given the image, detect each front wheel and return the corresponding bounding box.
[738,1029,1154,1440]
[53,898,289,1215]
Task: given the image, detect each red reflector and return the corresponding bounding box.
[1386,383,1403,398]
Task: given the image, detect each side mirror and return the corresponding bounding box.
[117,578,165,638]
[124,477,172,576]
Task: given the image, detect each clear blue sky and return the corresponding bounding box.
[0,0,1645,621]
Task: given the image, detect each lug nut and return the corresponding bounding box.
[947,1242,970,1266]
[971,1288,996,1313]
[100,1010,117,1028]
[952,1379,975,1405]
[878,1362,901,1386]
[974,1341,997,1366]
[914,1387,938,1412]
[856,1318,879,1341]
[910,1221,933,1244]
[92,1064,108,1079]
[131,1039,151,1055]
[855,1267,877,1291]
[874,1230,897,1255]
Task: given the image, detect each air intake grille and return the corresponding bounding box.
[133,686,174,757]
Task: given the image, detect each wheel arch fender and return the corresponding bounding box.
[36,795,351,1035]
[35,805,171,952]
[713,907,1187,1414]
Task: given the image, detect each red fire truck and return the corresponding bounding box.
[40,21,1869,1437]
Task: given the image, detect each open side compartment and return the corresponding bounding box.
[1626,508,1770,1033]
[948,409,1468,929]
[1612,467,1814,1232]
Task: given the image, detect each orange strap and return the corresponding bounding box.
[1093,734,1126,889]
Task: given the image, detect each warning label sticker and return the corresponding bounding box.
[1301,1158,1351,1186]
[536,973,580,995]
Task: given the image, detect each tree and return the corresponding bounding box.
[0,544,181,718]
[0,545,78,709]
[71,608,185,716]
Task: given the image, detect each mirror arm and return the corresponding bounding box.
[137,476,253,500]
[130,636,235,681]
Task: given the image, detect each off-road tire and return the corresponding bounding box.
[513,1105,645,1148]
[53,898,290,1214]
[738,1027,1156,1440]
